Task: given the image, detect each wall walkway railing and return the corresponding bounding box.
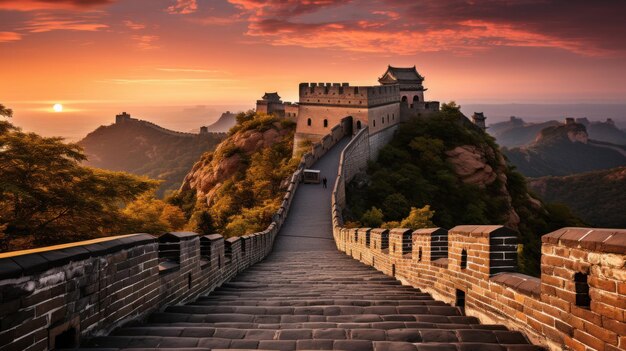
[331,130,626,351]
[0,118,354,351]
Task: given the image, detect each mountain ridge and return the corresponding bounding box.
[79,118,225,197]
[502,121,626,177]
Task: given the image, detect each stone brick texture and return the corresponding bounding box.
[332,132,626,351]
[0,118,354,351]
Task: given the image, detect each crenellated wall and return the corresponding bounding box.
[0,117,354,351]
[331,136,626,351]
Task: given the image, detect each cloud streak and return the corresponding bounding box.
[0,31,21,42]
[102,78,236,84]
[123,20,145,30]
[156,68,224,73]
[0,0,114,11]
[227,0,626,56]
[23,14,109,32]
[167,0,197,14]
[131,35,160,50]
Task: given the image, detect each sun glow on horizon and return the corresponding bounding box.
[52,103,63,113]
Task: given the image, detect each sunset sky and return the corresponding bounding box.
[1,0,626,139]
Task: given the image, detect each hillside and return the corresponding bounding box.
[79,118,225,197]
[488,116,560,147]
[489,117,626,147]
[575,118,626,145]
[528,167,626,228]
[502,122,626,177]
[173,111,298,237]
[204,111,237,133]
[345,103,584,275]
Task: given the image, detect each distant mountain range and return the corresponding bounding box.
[528,167,626,228]
[502,121,626,177]
[489,117,626,147]
[79,117,226,197]
[202,111,237,133]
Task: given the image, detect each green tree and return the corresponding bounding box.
[399,205,435,230]
[0,109,158,251]
[382,193,410,221]
[187,202,216,234]
[361,207,384,228]
[345,103,583,276]
[122,192,186,234]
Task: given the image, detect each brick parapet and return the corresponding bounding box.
[332,223,626,350]
[332,133,626,351]
[0,118,354,351]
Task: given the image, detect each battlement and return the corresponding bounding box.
[298,82,400,107]
[0,117,354,351]
[114,112,224,138]
[332,127,626,351]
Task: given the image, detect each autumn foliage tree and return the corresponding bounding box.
[0,106,165,251]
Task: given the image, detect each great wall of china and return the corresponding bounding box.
[0,116,624,351]
[331,124,626,351]
[114,112,225,138]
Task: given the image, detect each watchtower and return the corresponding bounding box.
[378,66,425,107]
[256,92,286,116]
[115,112,132,124]
[471,112,487,131]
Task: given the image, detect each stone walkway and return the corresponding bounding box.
[84,139,542,350]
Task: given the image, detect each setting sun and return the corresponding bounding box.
[52,103,63,113]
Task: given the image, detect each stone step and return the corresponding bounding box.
[110,327,527,342]
[147,312,477,325]
[85,334,537,350]
[199,295,434,301]
[219,282,406,287]
[121,322,509,331]
[209,289,424,295]
[165,305,462,316]
[189,299,443,307]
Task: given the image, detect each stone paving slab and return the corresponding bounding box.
[81,138,542,350]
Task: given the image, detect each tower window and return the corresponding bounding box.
[455,289,466,313]
[574,273,591,308]
[324,119,328,128]
[460,249,467,269]
[373,120,376,127]
[356,121,362,129]
[307,118,312,126]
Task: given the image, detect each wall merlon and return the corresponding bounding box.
[332,126,626,351]
[542,227,626,254]
[0,116,353,351]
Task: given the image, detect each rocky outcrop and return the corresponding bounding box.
[181,121,293,204]
[446,144,523,228]
[445,145,498,186]
[535,122,588,144]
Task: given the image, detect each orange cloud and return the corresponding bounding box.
[229,0,623,57]
[167,0,197,14]
[23,14,108,33]
[0,31,21,42]
[0,0,114,11]
[123,20,145,30]
[131,35,160,50]
[247,19,604,56]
